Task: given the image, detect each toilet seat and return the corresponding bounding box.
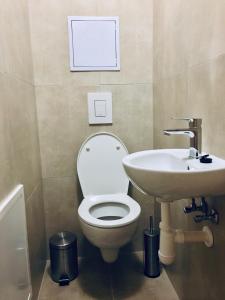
[78,194,141,228]
[77,132,129,197]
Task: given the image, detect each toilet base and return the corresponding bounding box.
[100,248,119,263]
[79,218,140,264]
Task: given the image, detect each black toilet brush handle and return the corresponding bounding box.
[150,216,153,234]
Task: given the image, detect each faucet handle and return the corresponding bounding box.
[172,117,194,122]
[172,117,202,127]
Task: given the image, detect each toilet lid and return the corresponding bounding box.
[77,132,129,197]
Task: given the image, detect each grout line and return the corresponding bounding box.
[37,260,48,300]
[2,71,34,87]
[34,82,153,88]
[187,52,225,72]
[162,268,180,300]
[100,82,153,86]
[153,52,225,84]
[26,181,42,203]
[42,175,76,180]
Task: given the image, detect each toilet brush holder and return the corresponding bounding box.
[143,216,160,278]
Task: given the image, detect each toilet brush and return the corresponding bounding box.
[143,216,160,277]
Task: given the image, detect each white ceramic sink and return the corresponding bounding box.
[122,149,225,202]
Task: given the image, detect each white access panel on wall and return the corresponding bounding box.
[68,16,120,71]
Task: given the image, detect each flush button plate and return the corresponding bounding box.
[94,100,106,117]
[88,92,112,124]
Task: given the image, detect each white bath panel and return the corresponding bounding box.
[0,185,32,300]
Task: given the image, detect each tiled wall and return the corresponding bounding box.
[153,1,225,299]
[0,0,46,298]
[28,0,154,256]
[3,0,225,298]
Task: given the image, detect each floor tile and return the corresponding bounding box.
[38,256,112,300]
[110,252,179,300]
[38,252,179,300]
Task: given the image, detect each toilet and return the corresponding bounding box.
[77,132,141,263]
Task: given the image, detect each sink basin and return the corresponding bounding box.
[122,149,225,202]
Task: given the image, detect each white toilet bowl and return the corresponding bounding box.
[77,132,141,263]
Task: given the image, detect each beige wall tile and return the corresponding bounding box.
[0,0,34,83]
[42,176,84,254]
[164,195,225,300]
[183,0,225,67]
[29,0,153,86]
[98,84,153,153]
[153,1,225,299]
[154,0,225,81]
[154,54,225,156]
[0,3,42,200]
[26,183,46,300]
[0,1,46,298]
[153,0,189,80]
[97,0,153,84]
[0,75,15,200]
[153,74,189,149]
[187,55,225,158]
[35,85,76,178]
[4,75,42,199]
[28,0,100,86]
[36,84,153,178]
[125,188,155,253]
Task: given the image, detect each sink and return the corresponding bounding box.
[122,149,225,201]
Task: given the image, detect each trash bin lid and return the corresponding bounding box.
[50,231,77,249]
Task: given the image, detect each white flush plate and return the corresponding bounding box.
[88,92,112,124]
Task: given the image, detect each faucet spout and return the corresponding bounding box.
[164,130,195,138]
[163,118,202,157]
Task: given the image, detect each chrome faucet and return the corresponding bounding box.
[163,118,202,158]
